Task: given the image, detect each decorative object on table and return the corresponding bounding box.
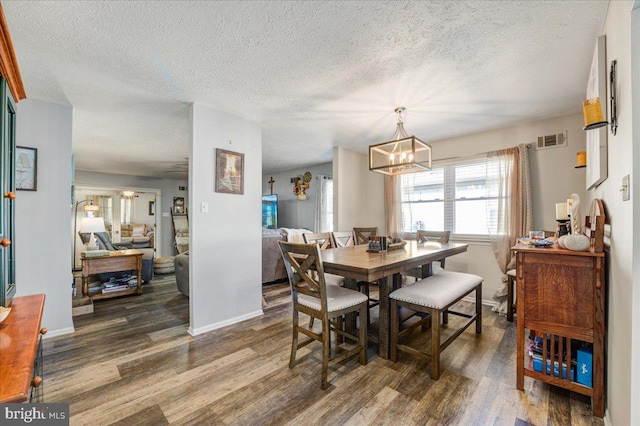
[521,238,555,248]
[528,230,545,240]
[367,236,387,252]
[575,151,587,168]
[80,217,106,251]
[564,234,591,251]
[291,172,311,200]
[555,202,570,237]
[215,148,244,195]
[609,60,617,136]
[584,35,608,190]
[387,237,407,250]
[369,107,432,176]
[0,305,10,323]
[557,234,568,249]
[15,146,37,191]
[568,193,582,235]
[268,176,275,194]
[81,250,111,258]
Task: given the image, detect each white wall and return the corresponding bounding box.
[631,5,640,424]
[262,162,332,230]
[333,147,386,232]
[15,99,74,336]
[189,103,262,335]
[587,2,635,424]
[74,171,188,257]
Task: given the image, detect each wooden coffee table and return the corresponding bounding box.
[81,250,143,300]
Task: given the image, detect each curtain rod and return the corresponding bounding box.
[433,143,532,164]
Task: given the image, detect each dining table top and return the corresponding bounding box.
[321,240,469,282]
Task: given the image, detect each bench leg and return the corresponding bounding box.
[507,274,514,322]
[430,307,441,380]
[476,284,482,334]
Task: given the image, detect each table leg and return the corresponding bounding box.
[136,256,143,295]
[343,278,358,337]
[82,263,89,298]
[378,274,402,360]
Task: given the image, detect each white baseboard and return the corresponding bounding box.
[603,409,611,426]
[462,295,499,308]
[43,326,75,339]
[188,309,264,336]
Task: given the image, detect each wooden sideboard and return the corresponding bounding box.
[0,294,46,403]
[513,200,607,417]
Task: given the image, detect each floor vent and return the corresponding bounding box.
[535,131,567,150]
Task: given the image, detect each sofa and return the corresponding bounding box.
[80,231,155,283]
[174,252,189,296]
[120,223,154,248]
[262,228,313,283]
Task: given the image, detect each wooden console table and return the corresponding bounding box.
[0,294,46,403]
[512,200,606,417]
[81,250,143,300]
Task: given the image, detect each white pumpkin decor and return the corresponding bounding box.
[557,235,568,249]
[564,234,591,251]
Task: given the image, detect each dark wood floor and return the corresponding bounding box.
[43,275,604,425]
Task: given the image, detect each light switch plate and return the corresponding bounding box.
[201,201,209,213]
[622,175,630,201]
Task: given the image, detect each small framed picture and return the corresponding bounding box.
[215,148,244,195]
[148,201,155,216]
[16,146,37,191]
[173,197,185,214]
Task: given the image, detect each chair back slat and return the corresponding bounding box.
[416,230,451,244]
[279,241,328,311]
[331,231,355,248]
[353,227,377,245]
[303,232,335,250]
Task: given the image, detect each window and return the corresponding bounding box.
[325,178,333,232]
[400,157,497,236]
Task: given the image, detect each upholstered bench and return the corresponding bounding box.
[154,256,175,274]
[390,270,483,380]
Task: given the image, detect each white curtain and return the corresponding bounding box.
[487,144,532,316]
[314,175,333,232]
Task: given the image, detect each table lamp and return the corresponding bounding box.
[80,217,106,251]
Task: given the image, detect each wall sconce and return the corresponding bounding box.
[291,171,312,200]
[610,60,617,135]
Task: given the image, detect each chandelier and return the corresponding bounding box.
[369,107,432,175]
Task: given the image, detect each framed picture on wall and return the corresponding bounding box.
[215,148,244,195]
[173,197,185,214]
[586,35,608,190]
[148,201,155,216]
[16,146,37,191]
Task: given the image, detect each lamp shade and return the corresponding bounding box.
[80,217,106,233]
[83,204,99,213]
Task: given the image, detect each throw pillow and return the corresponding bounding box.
[132,226,145,237]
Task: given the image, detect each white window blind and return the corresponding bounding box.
[400,157,498,236]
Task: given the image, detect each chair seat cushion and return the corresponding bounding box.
[325,273,344,287]
[298,285,368,313]
[390,271,483,309]
[507,269,516,277]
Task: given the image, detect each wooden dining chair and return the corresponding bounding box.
[403,230,451,281]
[331,231,355,248]
[278,241,368,389]
[353,227,377,245]
[303,232,336,249]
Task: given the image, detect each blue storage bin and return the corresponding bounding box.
[532,356,575,381]
[576,348,593,387]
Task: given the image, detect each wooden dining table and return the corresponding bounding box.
[321,240,469,359]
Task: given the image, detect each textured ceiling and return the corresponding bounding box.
[3,1,609,180]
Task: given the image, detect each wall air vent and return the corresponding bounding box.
[535,130,568,150]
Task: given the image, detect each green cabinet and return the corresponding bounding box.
[0,77,16,307]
